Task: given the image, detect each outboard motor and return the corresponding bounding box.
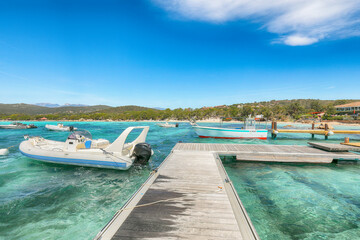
[175,123,179,127]
[133,143,152,165]
[69,126,74,131]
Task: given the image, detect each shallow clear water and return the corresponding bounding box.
[0,121,359,239]
[223,160,360,240]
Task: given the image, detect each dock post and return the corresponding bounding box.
[272,121,278,139]
[271,121,275,139]
[311,122,315,139]
[325,124,329,140]
[344,137,350,143]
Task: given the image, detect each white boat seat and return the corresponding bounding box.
[91,139,110,148]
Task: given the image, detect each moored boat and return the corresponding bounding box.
[45,123,77,131]
[192,117,268,140]
[157,122,179,128]
[0,148,9,155]
[19,126,153,170]
[0,122,37,129]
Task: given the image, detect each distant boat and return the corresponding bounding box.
[0,148,9,155]
[157,122,179,128]
[192,117,268,140]
[0,122,37,129]
[45,123,77,131]
[19,126,153,170]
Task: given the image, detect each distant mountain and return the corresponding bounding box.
[35,103,89,108]
[35,103,61,108]
[0,103,111,115]
[62,103,89,107]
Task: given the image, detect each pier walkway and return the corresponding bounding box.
[94,143,360,240]
[270,121,360,140]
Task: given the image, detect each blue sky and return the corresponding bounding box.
[0,0,359,108]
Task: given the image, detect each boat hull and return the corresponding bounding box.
[157,124,176,128]
[193,126,268,139]
[0,125,27,129]
[19,141,131,170]
[45,124,76,131]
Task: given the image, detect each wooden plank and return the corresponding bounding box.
[236,153,333,163]
[110,151,243,239]
[341,142,360,148]
[172,143,360,161]
[95,151,259,240]
[333,130,360,134]
[308,142,360,152]
[276,129,326,134]
[273,129,360,135]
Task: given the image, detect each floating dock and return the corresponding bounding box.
[308,142,360,152]
[94,143,360,240]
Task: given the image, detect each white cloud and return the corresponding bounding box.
[153,0,360,45]
[283,35,319,46]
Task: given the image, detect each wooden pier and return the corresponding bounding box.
[271,121,360,140]
[94,143,360,240]
[341,142,360,147]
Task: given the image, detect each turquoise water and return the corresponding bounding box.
[223,160,360,240]
[0,121,359,239]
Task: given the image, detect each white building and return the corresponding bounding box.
[335,101,360,113]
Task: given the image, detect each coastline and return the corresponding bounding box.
[1,118,359,127]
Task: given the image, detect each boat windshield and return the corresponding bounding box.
[244,118,256,130]
[67,130,92,141]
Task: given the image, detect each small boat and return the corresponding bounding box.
[0,148,9,155]
[157,122,179,128]
[192,117,268,140]
[19,126,153,170]
[45,123,77,131]
[0,122,37,129]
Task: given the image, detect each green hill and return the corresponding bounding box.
[0,103,49,115]
[1,99,359,121]
[232,99,360,110]
[0,103,111,115]
[51,105,112,114]
[97,105,159,114]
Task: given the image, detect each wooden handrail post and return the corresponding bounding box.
[311,122,315,139]
[325,123,329,140]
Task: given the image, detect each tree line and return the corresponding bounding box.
[0,99,350,121]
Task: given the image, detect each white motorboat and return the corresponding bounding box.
[19,126,153,170]
[192,117,268,140]
[45,123,77,131]
[0,122,37,129]
[0,148,9,155]
[157,122,179,128]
